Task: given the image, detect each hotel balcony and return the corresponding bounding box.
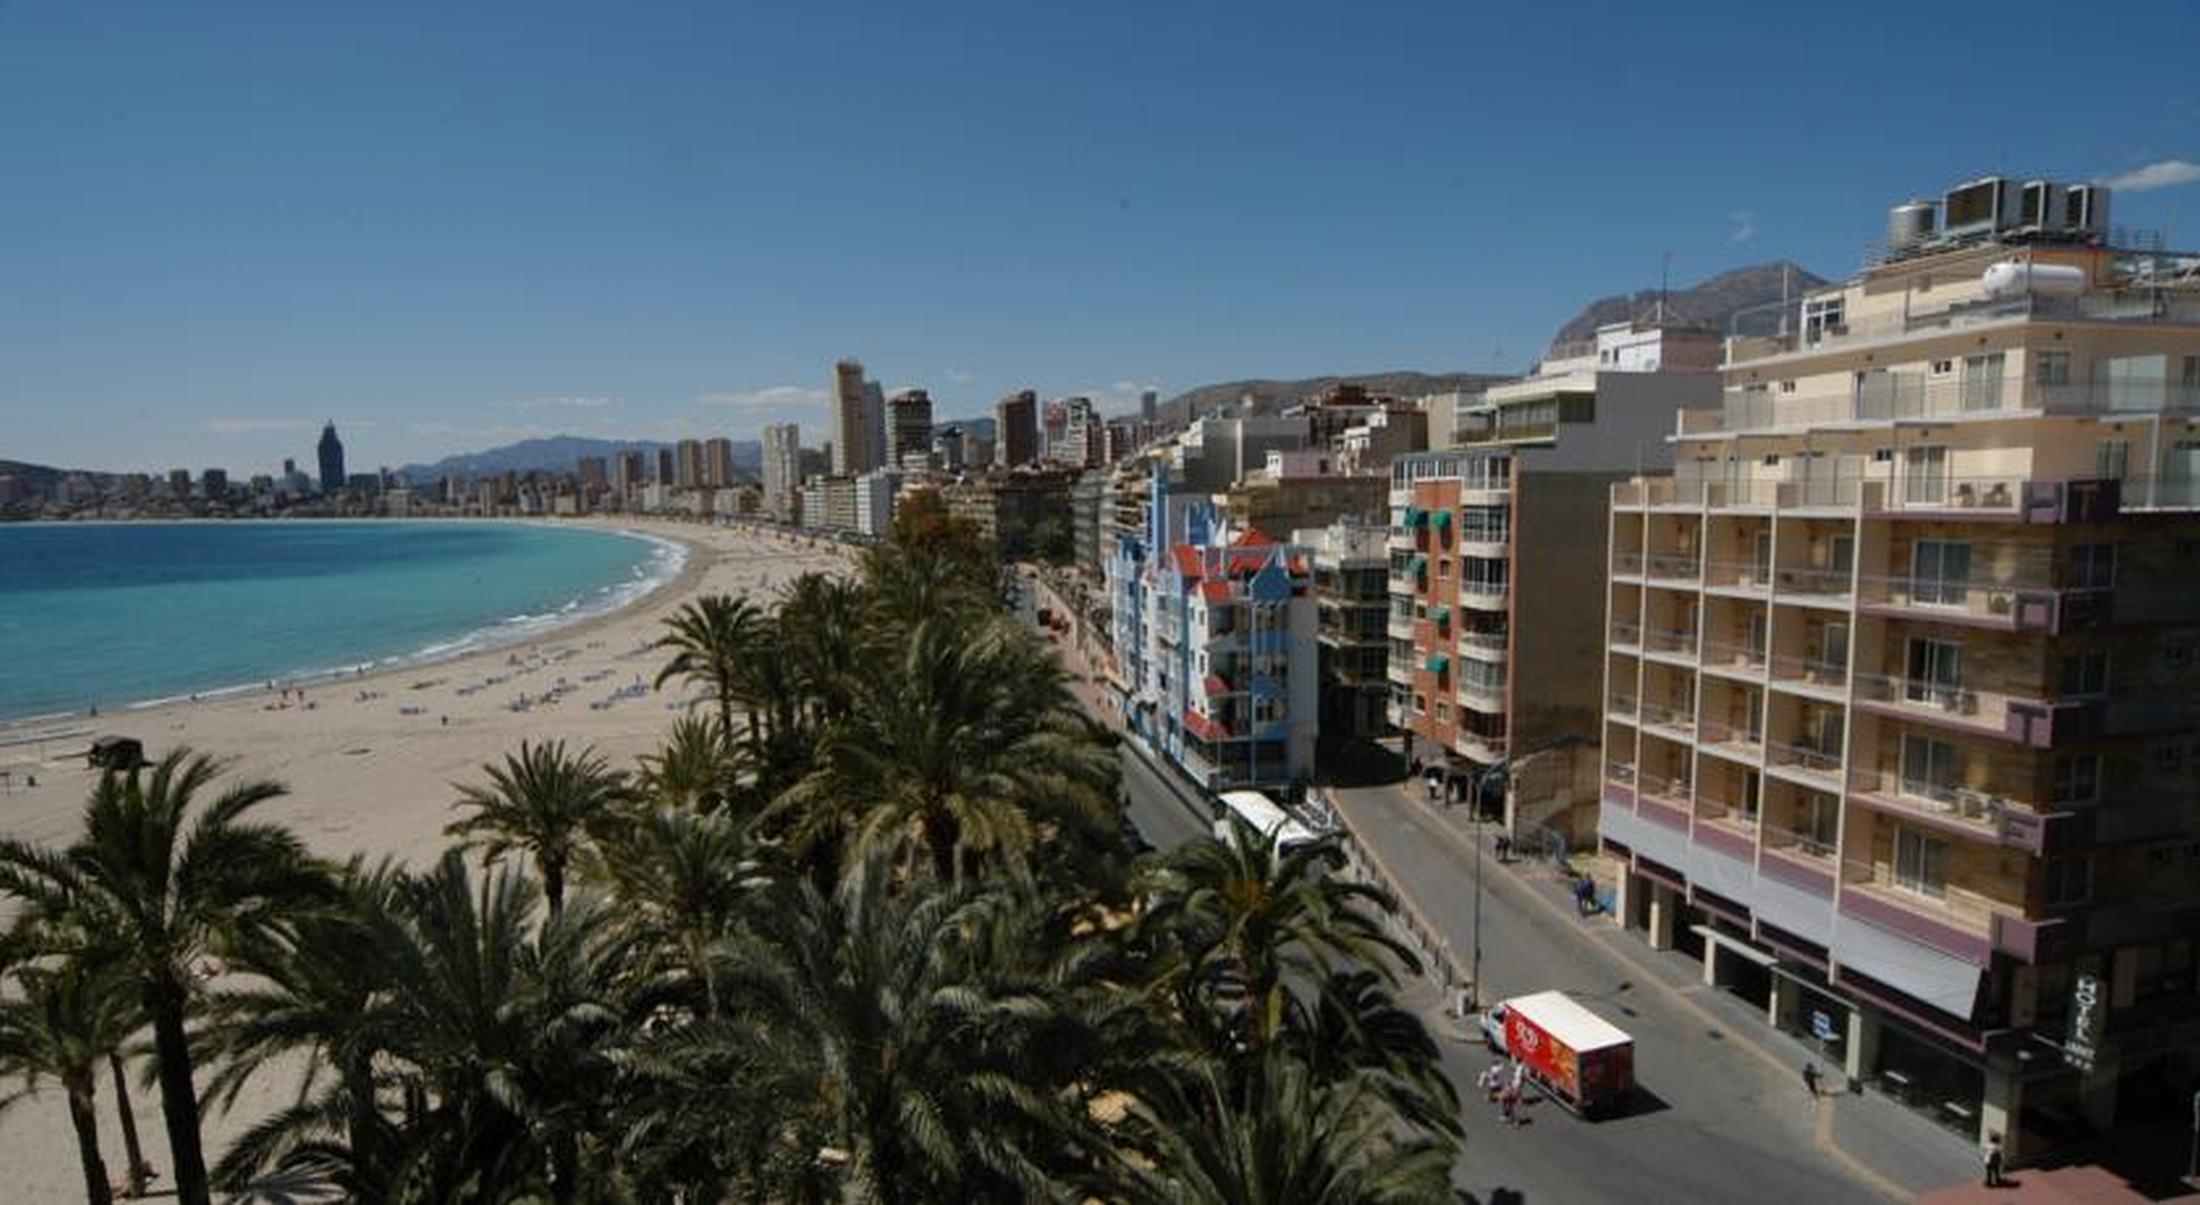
[1612,481,1647,510]
[1695,719,1763,764]
[1642,553,1703,584]
[1837,858,2004,960]
[1457,629,1509,661]
[1634,772,1694,830]
[1726,289,2200,366]
[1608,621,1643,655]
[1850,671,2055,745]
[1704,559,1773,596]
[1386,613,1415,642]
[1458,580,1510,610]
[1764,739,1845,793]
[1682,368,2200,436]
[1856,572,2063,631]
[1699,637,1769,679]
[1767,653,1848,700]
[1641,626,1700,666]
[1606,691,1639,726]
[1772,564,1854,605]
[1456,727,1508,763]
[1457,679,1506,712]
[1637,700,1697,743]
[1760,821,1839,877]
[1458,527,1511,558]
[1845,766,2056,851]
[1611,550,1646,582]
[1692,794,1760,846]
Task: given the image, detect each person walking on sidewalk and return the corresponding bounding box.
[1983,1133,2006,1188]
[1802,1062,1821,1101]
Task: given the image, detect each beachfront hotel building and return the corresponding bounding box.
[1107,467,1318,791]
[1594,175,2200,1159]
[832,358,879,475]
[888,389,934,469]
[1390,321,1714,840]
[762,423,800,521]
[997,389,1039,468]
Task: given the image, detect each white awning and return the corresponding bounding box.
[1692,924,1780,967]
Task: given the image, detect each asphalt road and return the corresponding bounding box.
[1333,782,1888,1205]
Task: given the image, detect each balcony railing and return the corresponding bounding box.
[1700,638,1769,674]
[1774,565,1854,598]
[1847,766,2009,830]
[1607,692,1639,719]
[1856,572,2053,626]
[1696,719,1763,753]
[1851,671,2036,736]
[1685,373,2200,436]
[1695,796,1759,833]
[1612,551,1645,577]
[1642,627,1700,657]
[1458,630,1509,657]
[1643,554,1702,581]
[1766,740,1843,779]
[1637,772,1694,805]
[1838,859,2002,939]
[1605,760,1638,786]
[1763,822,1836,861]
[1638,701,1697,737]
[1459,580,1510,606]
[1769,653,1848,691]
[1704,560,1774,593]
[1609,621,1643,649]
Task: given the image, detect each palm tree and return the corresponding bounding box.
[1134,820,1415,1059]
[447,740,630,918]
[0,748,328,1205]
[653,592,764,741]
[1117,1051,1460,1205]
[777,572,867,726]
[588,807,765,1017]
[215,852,634,1204]
[713,857,1101,1202]
[635,714,739,814]
[774,615,1117,883]
[0,957,143,1205]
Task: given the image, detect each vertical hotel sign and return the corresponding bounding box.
[2064,971,2105,1072]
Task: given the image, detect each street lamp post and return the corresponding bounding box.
[1469,760,1504,1008]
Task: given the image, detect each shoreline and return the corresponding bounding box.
[0,518,695,735]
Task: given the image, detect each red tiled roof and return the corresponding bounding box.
[1232,527,1276,548]
[1171,546,1203,576]
[1183,710,1230,742]
[1199,579,1233,604]
[1203,674,1230,695]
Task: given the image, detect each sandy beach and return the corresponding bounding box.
[0,517,854,1199]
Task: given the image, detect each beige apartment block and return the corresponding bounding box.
[1598,174,2200,1162]
[1389,321,1714,842]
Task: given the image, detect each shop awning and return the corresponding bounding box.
[1430,509,1453,530]
[1425,652,1450,673]
[1404,506,1428,528]
[1410,554,1428,575]
[1432,605,1452,624]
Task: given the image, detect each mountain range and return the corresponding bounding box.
[1157,372,1514,427]
[1548,261,1826,348]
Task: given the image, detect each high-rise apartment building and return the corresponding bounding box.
[1043,401,1070,460]
[675,439,705,489]
[832,359,879,475]
[703,438,735,488]
[613,451,647,498]
[656,448,676,486]
[1295,520,1394,740]
[1107,469,1318,790]
[888,389,934,468]
[1141,388,1159,424]
[762,423,801,520]
[1595,175,2199,1160]
[1391,320,1715,833]
[317,423,345,494]
[996,389,1039,467]
[577,456,608,497]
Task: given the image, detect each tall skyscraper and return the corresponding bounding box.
[866,380,887,473]
[1140,388,1159,424]
[317,422,345,494]
[656,447,676,485]
[888,389,934,468]
[703,437,735,487]
[613,450,647,496]
[1042,401,1069,459]
[675,439,704,488]
[762,423,801,520]
[832,359,878,475]
[995,389,1038,467]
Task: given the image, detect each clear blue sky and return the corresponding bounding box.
[4,0,2196,474]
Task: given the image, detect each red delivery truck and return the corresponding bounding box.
[1481,990,1635,1116]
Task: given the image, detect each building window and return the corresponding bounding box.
[1910,540,1972,606]
[1413,694,1426,715]
[2096,440,2130,481]
[1931,359,1954,375]
[1900,733,1963,802]
[1435,701,1451,723]
[2057,651,2109,697]
[2044,856,2093,907]
[2035,351,2072,387]
[1893,827,1950,899]
[2051,754,2101,803]
[2068,543,2115,589]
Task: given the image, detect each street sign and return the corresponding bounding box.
[1811,1010,1836,1042]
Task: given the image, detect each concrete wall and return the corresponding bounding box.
[1512,470,1628,756]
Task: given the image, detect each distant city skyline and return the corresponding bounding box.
[4,1,2198,473]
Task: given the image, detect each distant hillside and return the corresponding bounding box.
[0,460,68,490]
[1158,371,1512,428]
[398,436,760,484]
[1549,261,1826,349]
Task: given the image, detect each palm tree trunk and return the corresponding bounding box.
[66,1071,116,1205]
[543,859,566,919]
[108,1052,152,1197]
[143,977,211,1205]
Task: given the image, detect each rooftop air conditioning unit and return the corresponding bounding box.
[2064,184,2110,237]
[1942,176,2018,239]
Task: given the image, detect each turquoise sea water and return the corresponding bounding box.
[0,521,681,724]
